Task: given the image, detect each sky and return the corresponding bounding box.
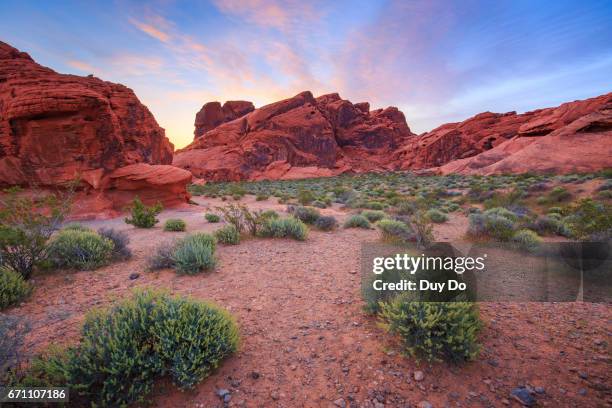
[1,0,611,148]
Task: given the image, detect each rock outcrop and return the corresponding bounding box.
[0,41,191,217]
[174,91,415,180]
[396,92,612,174]
[194,100,254,138]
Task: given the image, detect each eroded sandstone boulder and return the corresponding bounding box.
[0,41,191,217]
[194,100,254,138]
[174,91,415,180]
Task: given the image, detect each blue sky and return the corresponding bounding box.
[1,0,611,148]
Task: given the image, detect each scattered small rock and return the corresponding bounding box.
[534,386,545,394]
[128,272,140,280]
[578,388,587,396]
[333,398,346,407]
[414,370,425,382]
[578,372,588,379]
[511,387,536,406]
[216,388,230,398]
[417,401,433,408]
[250,371,260,379]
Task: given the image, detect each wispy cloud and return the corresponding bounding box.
[129,15,172,43]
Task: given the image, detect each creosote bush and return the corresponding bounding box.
[361,210,386,222]
[512,229,542,253]
[48,229,114,270]
[205,213,220,223]
[344,214,371,229]
[468,211,515,241]
[164,218,187,232]
[376,219,415,243]
[214,224,240,245]
[426,209,448,223]
[259,217,308,241]
[0,186,73,279]
[0,267,32,310]
[173,233,216,274]
[314,215,338,231]
[18,290,238,407]
[289,205,321,224]
[380,296,481,363]
[124,197,163,228]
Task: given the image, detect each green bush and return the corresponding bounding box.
[124,197,163,228]
[344,214,371,229]
[468,212,515,241]
[396,200,416,215]
[290,206,320,224]
[381,296,481,363]
[48,229,114,270]
[512,229,542,253]
[173,233,216,275]
[426,209,448,223]
[0,186,73,279]
[22,290,238,407]
[205,213,220,223]
[547,186,572,203]
[214,224,240,245]
[376,219,415,243]
[297,189,315,205]
[484,207,518,222]
[314,215,338,231]
[255,194,269,201]
[361,210,386,222]
[259,217,308,241]
[62,223,91,232]
[164,219,186,232]
[365,201,385,210]
[0,267,32,310]
[564,199,612,240]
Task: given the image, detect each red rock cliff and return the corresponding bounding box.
[174,91,415,180]
[0,41,191,217]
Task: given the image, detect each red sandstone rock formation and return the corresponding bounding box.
[0,41,191,217]
[194,100,254,138]
[396,92,612,174]
[174,91,415,180]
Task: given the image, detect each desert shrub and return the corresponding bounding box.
[401,211,434,249]
[312,200,327,209]
[0,187,73,279]
[376,219,415,243]
[0,267,32,310]
[21,290,238,407]
[484,207,518,222]
[380,296,481,363]
[314,215,338,231]
[260,210,279,219]
[255,194,269,201]
[361,210,386,222]
[547,186,571,203]
[548,206,563,214]
[173,233,216,274]
[531,216,571,237]
[124,197,163,228]
[289,205,320,224]
[62,223,91,232]
[164,219,186,232]
[297,189,315,205]
[259,217,308,241]
[483,188,524,209]
[48,229,114,270]
[365,201,385,210]
[564,199,612,240]
[468,213,515,241]
[396,200,416,215]
[147,242,176,271]
[1,315,31,384]
[426,209,448,223]
[97,228,132,260]
[205,213,220,223]
[214,224,240,245]
[512,229,542,253]
[344,214,371,229]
